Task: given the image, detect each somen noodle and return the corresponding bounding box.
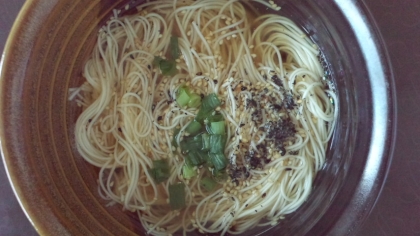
[69,0,337,235]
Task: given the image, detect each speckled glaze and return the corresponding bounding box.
[0,0,144,235]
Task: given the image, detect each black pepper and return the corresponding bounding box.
[271,74,283,87]
[246,99,257,109]
[270,103,282,111]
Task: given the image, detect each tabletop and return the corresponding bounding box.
[0,0,418,235]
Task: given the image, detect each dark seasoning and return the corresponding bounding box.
[228,46,336,186]
[228,72,299,184]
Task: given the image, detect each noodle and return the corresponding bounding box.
[71,0,337,235]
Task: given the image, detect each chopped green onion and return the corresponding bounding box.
[182,164,197,179]
[196,93,221,122]
[209,134,225,153]
[205,123,214,134]
[212,169,228,182]
[210,121,225,135]
[206,112,224,122]
[221,134,227,147]
[197,151,211,166]
[169,183,186,210]
[201,133,210,151]
[185,120,202,135]
[153,159,168,169]
[185,151,206,166]
[176,88,191,107]
[175,91,229,173]
[200,176,217,191]
[178,86,191,95]
[188,93,202,108]
[160,60,177,75]
[170,36,181,59]
[202,93,221,110]
[172,128,180,148]
[154,56,177,76]
[149,160,170,183]
[149,167,169,183]
[209,153,228,171]
[196,108,214,123]
[180,137,202,153]
[153,56,163,66]
[197,151,207,165]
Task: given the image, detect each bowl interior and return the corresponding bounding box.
[0,0,394,235]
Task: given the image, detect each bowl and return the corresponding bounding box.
[0,0,396,235]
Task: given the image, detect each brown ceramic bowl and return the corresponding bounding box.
[0,0,395,235]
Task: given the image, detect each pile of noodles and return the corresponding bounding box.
[69,0,337,235]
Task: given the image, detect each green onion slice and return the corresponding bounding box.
[201,133,210,151]
[180,137,202,153]
[176,88,191,107]
[185,151,206,166]
[210,121,225,135]
[202,93,221,109]
[188,93,201,108]
[185,120,202,135]
[209,153,228,171]
[172,128,181,148]
[182,164,197,179]
[169,183,186,210]
[196,93,221,122]
[200,176,217,191]
[206,112,224,123]
[149,160,170,183]
[170,36,181,59]
[196,109,214,123]
[209,134,225,154]
[154,56,178,76]
[212,169,228,182]
[160,60,177,75]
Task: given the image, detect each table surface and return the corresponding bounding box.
[0,0,418,235]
